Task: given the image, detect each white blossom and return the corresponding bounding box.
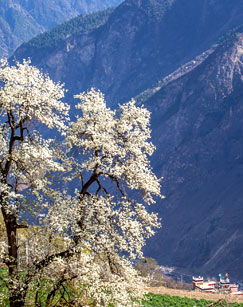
[0,71,163,306]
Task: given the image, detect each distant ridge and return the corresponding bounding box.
[0,0,123,58]
[136,23,243,104]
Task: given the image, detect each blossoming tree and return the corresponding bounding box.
[0,61,163,306]
[0,59,69,306]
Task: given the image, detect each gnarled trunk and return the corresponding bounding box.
[1,206,27,307]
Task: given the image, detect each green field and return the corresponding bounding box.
[142,293,243,307]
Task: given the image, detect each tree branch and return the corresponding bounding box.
[107,173,125,197]
[80,172,99,197]
[46,270,78,306]
[95,178,109,196]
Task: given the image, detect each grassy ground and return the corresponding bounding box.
[143,293,243,307]
[146,287,243,304]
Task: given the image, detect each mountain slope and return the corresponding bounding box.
[13,0,243,104]
[0,0,44,58]
[11,0,243,280]
[0,0,123,58]
[25,8,115,50]
[144,31,243,280]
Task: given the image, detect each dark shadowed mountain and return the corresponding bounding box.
[13,0,243,105]
[144,30,243,280]
[0,0,123,58]
[11,0,243,280]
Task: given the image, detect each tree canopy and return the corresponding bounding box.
[0,60,163,306]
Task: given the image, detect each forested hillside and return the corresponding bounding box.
[26,8,114,49]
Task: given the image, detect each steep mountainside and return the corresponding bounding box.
[0,0,123,58]
[11,0,243,280]
[13,0,243,104]
[144,31,243,280]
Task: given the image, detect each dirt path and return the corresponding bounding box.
[146,286,243,304]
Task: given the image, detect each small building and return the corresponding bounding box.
[193,276,217,293]
[193,274,243,295]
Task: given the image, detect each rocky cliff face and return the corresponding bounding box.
[13,0,243,105]
[145,32,243,280]
[0,0,122,58]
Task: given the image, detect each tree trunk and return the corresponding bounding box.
[1,206,26,306]
[3,213,18,275]
[9,292,26,307]
[7,223,27,307]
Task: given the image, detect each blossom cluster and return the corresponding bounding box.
[0,63,163,306]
